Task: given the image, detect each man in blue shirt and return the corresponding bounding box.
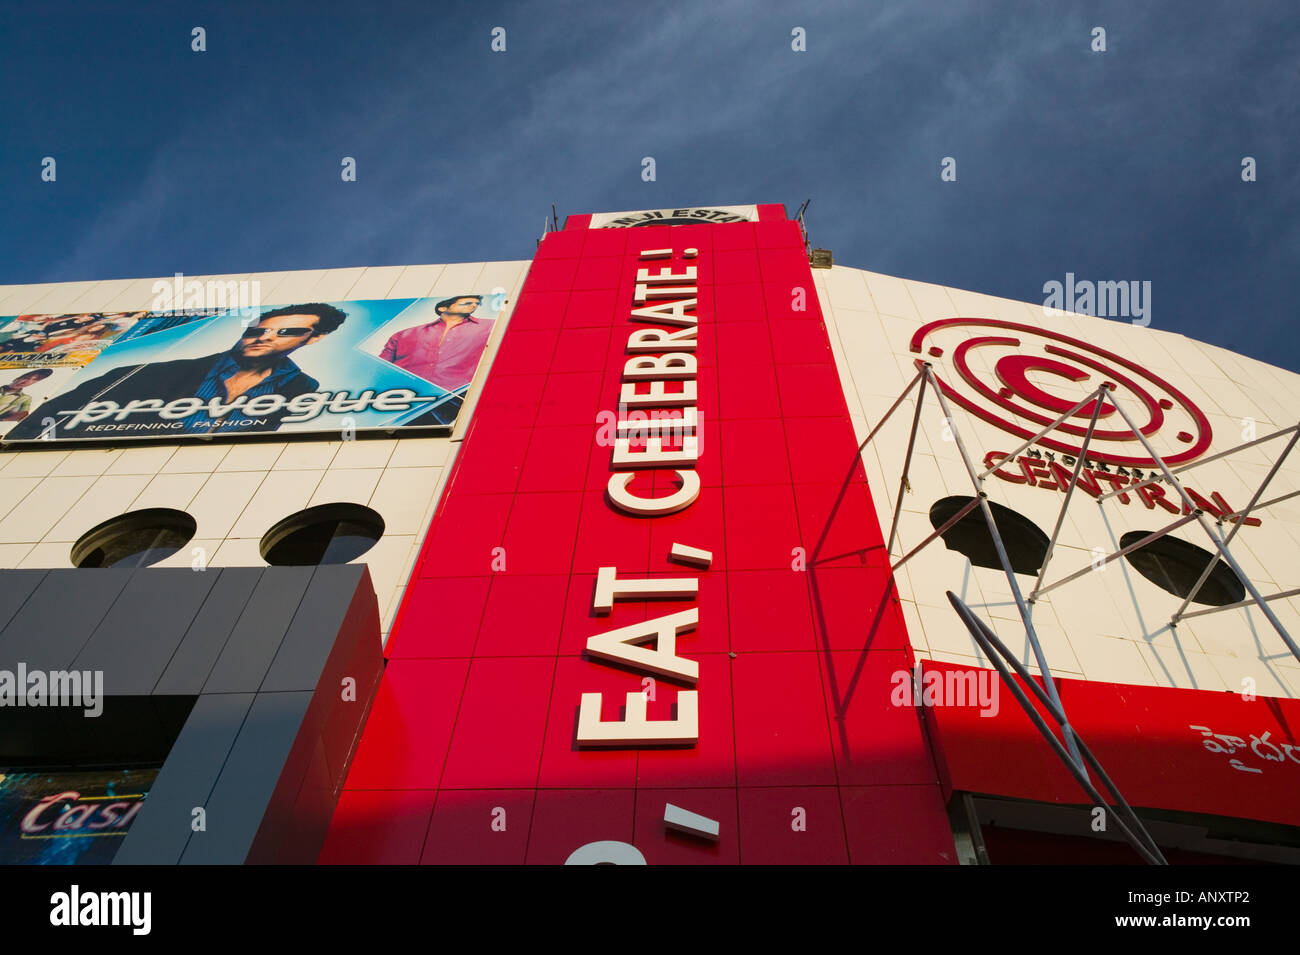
[7,304,346,440]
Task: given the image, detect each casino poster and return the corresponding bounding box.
[0,295,501,444]
[0,767,158,865]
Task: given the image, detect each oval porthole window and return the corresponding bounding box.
[260,503,385,566]
[928,496,1050,576]
[71,508,197,569]
[1119,532,1246,606]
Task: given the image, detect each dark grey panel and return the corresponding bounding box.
[179,690,313,865]
[298,733,336,838]
[154,568,262,696]
[0,570,47,636]
[261,564,367,693]
[320,664,383,791]
[112,693,254,866]
[246,704,330,865]
[0,563,384,867]
[252,732,334,866]
[319,631,384,789]
[72,569,218,695]
[201,567,314,694]
[0,569,133,670]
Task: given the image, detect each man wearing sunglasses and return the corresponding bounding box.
[6,304,346,439]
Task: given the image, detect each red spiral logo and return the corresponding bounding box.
[909,318,1212,468]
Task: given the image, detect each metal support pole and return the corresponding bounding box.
[1172,428,1300,620]
[1220,488,1300,521]
[891,495,982,572]
[1177,587,1300,622]
[922,365,1084,768]
[1107,396,1300,665]
[1027,390,1107,603]
[946,594,1167,864]
[810,368,925,565]
[975,387,1107,481]
[1031,512,1201,600]
[885,373,929,558]
[1098,423,1299,503]
[853,368,924,456]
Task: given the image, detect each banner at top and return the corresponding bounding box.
[588,206,758,228]
[0,294,501,443]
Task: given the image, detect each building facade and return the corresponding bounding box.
[1,204,1296,864]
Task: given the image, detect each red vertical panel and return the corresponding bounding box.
[547,325,613,371]
[563,287,621,328]
[556,572,650,656]
[634,788,739,864]
[732,651,838,787]
[420,790,535,865]
[473,575,568,657]
[438,657,554,789]
[498,491,582,575]
[416,492,512,578]
[808,565,910,651]
[525,790,637,864]
[722,483,801,571]
[634,652,736,787]
[819,649,935,785]
[580,227,626,254]
[841,785,956,864]
[572,489,653,576]
[319,790,438,865]
[341,659,469,790]
[645,493,726,571]
[536,228,584,257]
[325,205,954,864]
[710,222,757,249]
[491,328,559,375]
[537,657,639,788]
[728,570,816,652]
[737,787,848,864]
[389,577,491,659]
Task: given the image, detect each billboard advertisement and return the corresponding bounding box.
[0,310,151,370]
[0,766,158,865]
[0,295,500,443]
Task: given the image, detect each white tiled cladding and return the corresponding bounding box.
[818,266,1300,697]
[0,261,530,641]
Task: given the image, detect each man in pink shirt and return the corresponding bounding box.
[379,295,494,390]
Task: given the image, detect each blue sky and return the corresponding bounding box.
[2,1,1297,370]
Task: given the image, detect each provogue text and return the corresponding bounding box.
[54,387,430,432]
